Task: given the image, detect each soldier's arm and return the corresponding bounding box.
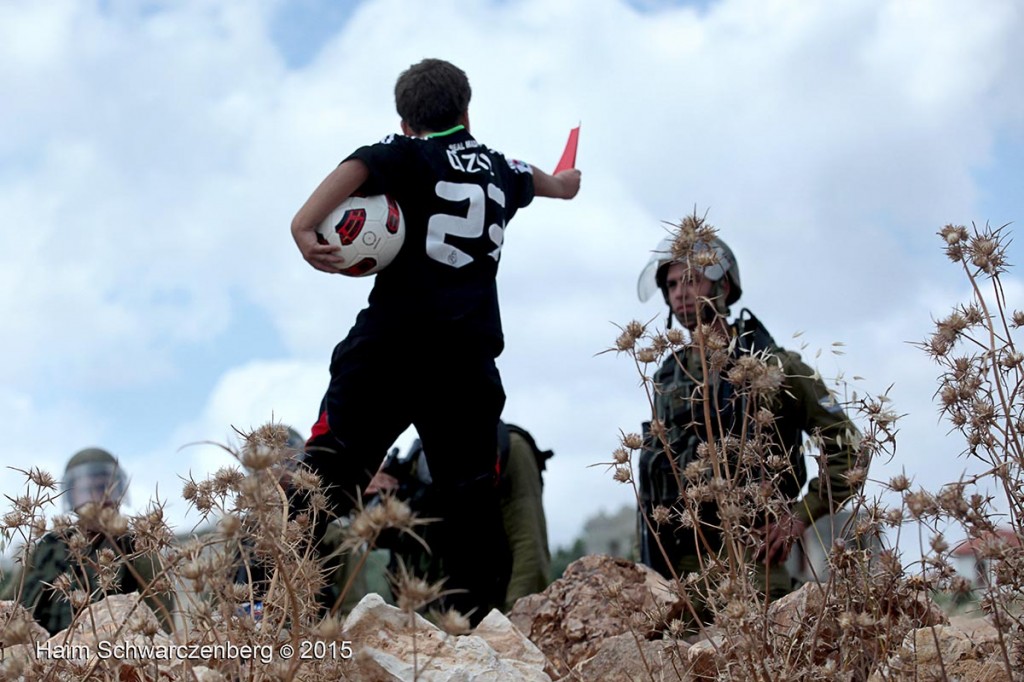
[10,534,67,634]
[0,563,22,601]
[783,351,864,526]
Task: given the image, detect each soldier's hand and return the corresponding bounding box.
[365,472,399,497]
[758,515,808,565]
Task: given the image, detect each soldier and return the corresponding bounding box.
[635,220,863,624]
[4,448,175,634]
[366,421,552,612]
[230,427,393,618]
[231,428,310,600]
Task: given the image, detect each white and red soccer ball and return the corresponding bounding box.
[316,194,405,276]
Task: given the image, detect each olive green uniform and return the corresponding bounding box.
[321,523,394,615]
[337,423,551,613]
[639,312,861,614]
[500,429,551,610]
[4,530,175,635]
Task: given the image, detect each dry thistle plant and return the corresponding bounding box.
[170,423,372,680]
[902,222,1024,667]
[0,464,182,681]
[0,421,454,680]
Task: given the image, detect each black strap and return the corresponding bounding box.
[503,422,554,475]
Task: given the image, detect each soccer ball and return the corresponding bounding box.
[315,194,405,276]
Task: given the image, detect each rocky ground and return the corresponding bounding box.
[0,555,1012,681]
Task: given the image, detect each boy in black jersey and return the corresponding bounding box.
[291,59,579,622]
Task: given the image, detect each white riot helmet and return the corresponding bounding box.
[637,234,742,307]
[62,447,129,512]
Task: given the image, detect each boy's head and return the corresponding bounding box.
[395,59,471,135]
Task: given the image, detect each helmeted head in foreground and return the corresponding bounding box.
[62,447,129,513]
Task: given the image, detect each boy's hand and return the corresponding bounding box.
[293,228,347,273]
[555,168,581,199]
[532,166,581,199]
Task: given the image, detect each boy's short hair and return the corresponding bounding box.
[394,59,471,134]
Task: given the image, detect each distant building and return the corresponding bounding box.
[950,527,1021,588]
[581,505,636,559]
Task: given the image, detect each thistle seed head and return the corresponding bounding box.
[621,432,644,450]
[616,320,646,351]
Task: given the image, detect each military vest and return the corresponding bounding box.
[644,310,807,504]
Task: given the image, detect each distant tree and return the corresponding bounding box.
[549,538,586,582]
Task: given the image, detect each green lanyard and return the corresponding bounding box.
[425,124,465,139]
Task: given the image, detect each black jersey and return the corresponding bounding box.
[342,127,535,356]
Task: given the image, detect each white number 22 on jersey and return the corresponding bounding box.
[426,181,506,267]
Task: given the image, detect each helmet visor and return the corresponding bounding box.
[62,462,128,512]
[637,236,676,302]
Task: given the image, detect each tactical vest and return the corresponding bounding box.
[640,310,807,511]
[20,531,141,635]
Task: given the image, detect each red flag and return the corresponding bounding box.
[554,125,580,174]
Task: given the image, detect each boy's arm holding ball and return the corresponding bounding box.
[291,159,370,273]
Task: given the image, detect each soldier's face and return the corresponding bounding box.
[70,474,120,511]
[665,263,716,330]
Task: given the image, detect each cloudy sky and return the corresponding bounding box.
[2,0,1022,556]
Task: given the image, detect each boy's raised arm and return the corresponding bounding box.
[291,159,370,273]
[531,167,581,200]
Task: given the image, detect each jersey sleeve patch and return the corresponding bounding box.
[507,158,533,174]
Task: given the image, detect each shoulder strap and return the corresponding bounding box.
[735,308,778,354]
[503,422,554,474]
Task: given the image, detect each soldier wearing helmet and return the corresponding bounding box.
[637,231,743,327]
[228,425,392,619]
[231,427,309,597]
[635,215,864,628]
[3,448,175,635]
[60,447,130,513]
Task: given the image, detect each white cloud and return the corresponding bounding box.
[2,0,1023,552]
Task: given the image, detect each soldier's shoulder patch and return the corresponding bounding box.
[818,394,844,414]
